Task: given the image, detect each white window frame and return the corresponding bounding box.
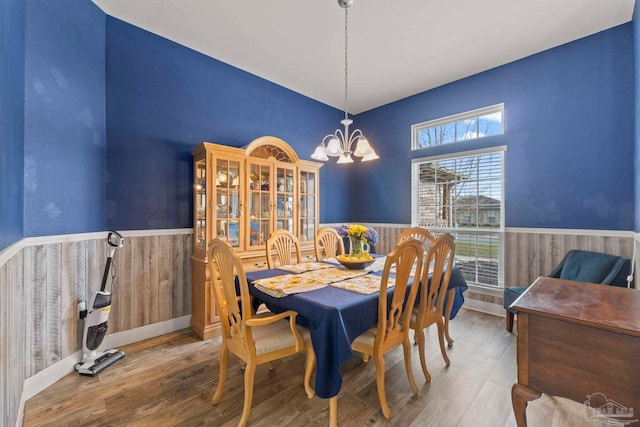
[411,146,506,289]
[411,104,504,150]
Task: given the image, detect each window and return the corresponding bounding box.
[412,104,504,150]
[411,147,505,288]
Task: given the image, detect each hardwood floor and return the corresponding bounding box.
[23,309,609,426]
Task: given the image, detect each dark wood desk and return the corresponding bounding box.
[511,276,640,427]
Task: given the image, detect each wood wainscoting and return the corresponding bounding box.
[503,228,634,288]
[0,230,192,427]
[1,248,25,427]
[357,224,636,306]
[1,225,637,426]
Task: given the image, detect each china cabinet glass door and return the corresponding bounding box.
[298,168,317,244]
[215,158,242,248]
[194,157,207,253]
[275,165,295,233]
[247,160,272,248]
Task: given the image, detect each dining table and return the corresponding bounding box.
[245,260,469,425]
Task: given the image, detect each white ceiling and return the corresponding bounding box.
[93,0,634,114]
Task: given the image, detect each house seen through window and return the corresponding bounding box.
[411,144,505,288]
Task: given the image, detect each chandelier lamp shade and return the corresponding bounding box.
[311,0,379,164]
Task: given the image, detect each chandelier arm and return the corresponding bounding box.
[322,134,336,145]
[334,129,347,151]
[347,129,363,151]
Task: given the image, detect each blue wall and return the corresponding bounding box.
[0,0,25,251]
[105,18,349,230]
[4,4,637,241]
[356,24,635,231]
[23,0,106,238]
[635,0,640,232]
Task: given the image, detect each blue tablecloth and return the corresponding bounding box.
[245,266,468,399]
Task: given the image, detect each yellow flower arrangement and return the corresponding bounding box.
[347,224,367,240]
[336,224,378,262]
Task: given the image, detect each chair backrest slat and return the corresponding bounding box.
[314,227,345,261]
[418,233,455,317]
[266,229,302,269]
[398,227,436,253]
[376,238,424,347]
[208,238,255,351]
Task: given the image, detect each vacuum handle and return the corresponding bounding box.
[101,231,124,292]
[106,231,124,259]
[108,230,124,248]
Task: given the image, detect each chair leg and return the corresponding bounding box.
[373,352,391,419]
[402,338,418,395]
[444,317,454,348]
[414,328,431,383]
[239,360,256,427]
[506,310,514,333]
[212,344,228,405]
[444,289,455,347]
[304,342,316,398]
[436,320,451,367]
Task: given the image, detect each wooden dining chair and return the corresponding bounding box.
[207,238,315,427]
[397,226,436,250]
[351,238,424,419]
[410,233,456,383]
[266,229,302,269]
[314,227,345,261]
[399,227,457,348]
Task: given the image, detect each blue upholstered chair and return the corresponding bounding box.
[503,250,632,332]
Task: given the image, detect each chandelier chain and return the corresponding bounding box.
[310,0,379,163]
[344,8,349,120]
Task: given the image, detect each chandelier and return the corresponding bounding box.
[311,0,379,164]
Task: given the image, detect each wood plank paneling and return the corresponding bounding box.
[2,232,196,427]
[14,251,26,427]
[0,251,26,427]
[504,231,633,287]
[374,225,634,300]
[60,242,86,358]
[5,228,633,426]
[134,236,160,327]
[373,226,403,255]
[30,245,48,374]
[180,234,192,317]
[46,243,62,366]
[111,234,134,333]
[158,235,175,323]
[17,232,192,376]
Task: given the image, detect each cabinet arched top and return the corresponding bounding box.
[244,136,299,163]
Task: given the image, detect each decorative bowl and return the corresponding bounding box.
[336,255,376,270]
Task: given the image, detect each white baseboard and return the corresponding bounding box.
[103,315,191,349]
[16,315,191,427]
[462,299,505,317]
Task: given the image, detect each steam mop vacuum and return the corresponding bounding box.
[75,230,126,376]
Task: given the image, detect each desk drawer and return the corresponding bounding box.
[523,314,640,412]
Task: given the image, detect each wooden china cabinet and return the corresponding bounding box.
[191,136,321,339]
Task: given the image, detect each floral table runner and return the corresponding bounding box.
[329,274,396,295]
[277,262,336,274]
[253,273,329,298]
[253,266,369,297]
[253,257,395,297]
